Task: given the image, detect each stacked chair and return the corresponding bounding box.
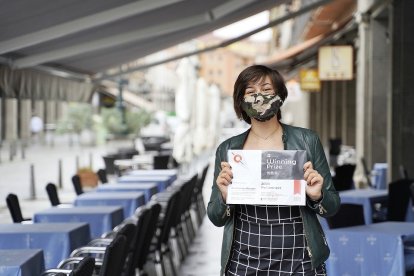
[43,231,128,275]
[41,256,95,276]
[191,165,209,226]
[146,164,209,276]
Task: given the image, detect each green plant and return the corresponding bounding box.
[56,103,93,134]
[77,167,94,173]
[101,107,152,136]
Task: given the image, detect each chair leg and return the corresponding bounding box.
[198,195,206,223]
[179,220,190,247]
[169,231,183,267]
[154,250,165,276]
[166,248,178,276]
[185,212,195,240]
[190,205,201,230]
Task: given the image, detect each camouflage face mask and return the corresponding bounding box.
[241,93,283,122]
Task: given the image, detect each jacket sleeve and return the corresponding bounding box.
[305,132,340,217]
[207,145,231,227]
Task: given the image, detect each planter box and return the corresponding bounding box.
[78,171,99,187]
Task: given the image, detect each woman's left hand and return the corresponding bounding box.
[303,161,323,201]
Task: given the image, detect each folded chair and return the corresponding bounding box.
[192,165,209,226]
[88,223,137,275]
[59,235,128,276]
[151,190,181,276]
[41,256,95,276]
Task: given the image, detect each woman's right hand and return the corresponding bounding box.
[216,162,233,202]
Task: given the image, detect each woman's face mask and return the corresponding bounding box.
[241,93,283,122]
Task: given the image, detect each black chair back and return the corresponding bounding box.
[6,193,26,223]
[102,155,116,175]
[193,165,209,201]
[46,183,60,206]
[329,138,342,156]
[118,223,137,249]
[72,256,95,276]
[332,164,356,191]
[183,174,198,212]
[153,155,170,169]
[326,203,365,229]
[387,179,412,221]
[136,203,161,271]
[100,235,128,276]
[72,175,84,195]
[97,169,108,184]
[159,190,181,246]
[124,207,152,276]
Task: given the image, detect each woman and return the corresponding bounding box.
[207,65,340,275]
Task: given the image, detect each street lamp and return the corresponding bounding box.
[117,78,129,134]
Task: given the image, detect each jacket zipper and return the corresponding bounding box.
[223,207,236,275]
[299,208,313,258]
[318,203,327,215]
[222,205,231,219]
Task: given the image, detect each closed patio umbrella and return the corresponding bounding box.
[172,58,197,163]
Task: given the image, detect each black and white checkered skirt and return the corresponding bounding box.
[226,205,326,276]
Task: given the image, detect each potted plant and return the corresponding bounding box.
[77,167,99,187]
[101,107,152,139]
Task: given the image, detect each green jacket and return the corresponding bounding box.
[207,123,340,275]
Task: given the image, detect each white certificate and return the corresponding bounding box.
[227,150,307,206]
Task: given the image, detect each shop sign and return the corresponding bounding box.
[318,46,353,80]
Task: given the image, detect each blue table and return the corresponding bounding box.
[339,188,388,224]
[128,169,177,177]
[0,249,45,276]
[74,192,145,217]
[0,223,90,269]
[117,175,174,191]
[96,183,158,202]
[33,206,124,238]
[326,222,414,276]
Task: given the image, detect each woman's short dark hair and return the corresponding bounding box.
[233,65,288,124]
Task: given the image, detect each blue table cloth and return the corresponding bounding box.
[326,222,414,276]
[96,183,158,202]
[128,169,177,178]
[0,249,45,276]
[372,163,388,190]
[0,223,90,269]
[117,175,174,191]
[339,188,388,224]
[33,206,124,239]
[74,192,145,217]
[126,169,178,184]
